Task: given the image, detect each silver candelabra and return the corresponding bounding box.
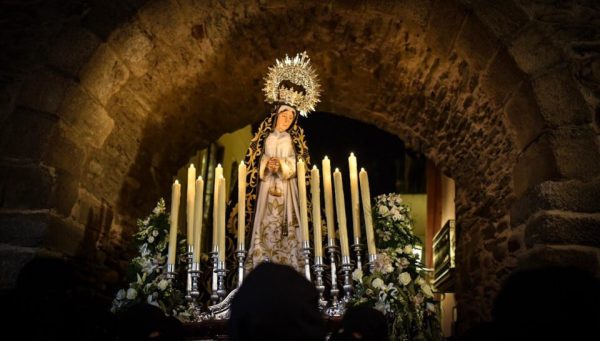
[324,242,342,317]
[301,240,312,281]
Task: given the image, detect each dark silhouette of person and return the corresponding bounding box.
[228,262,326,341]
[4,257,117,341]
[115,302,183,341]
[462,265,600,341]
[329,304,388,341]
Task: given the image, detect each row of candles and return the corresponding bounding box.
[166,153,377,272]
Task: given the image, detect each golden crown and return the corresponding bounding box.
[262,51,321,117]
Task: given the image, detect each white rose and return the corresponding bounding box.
[158,279,169,291]
[152,230,159,237]
[399,257,410,268]
[421,283,434,297]
[378,205,389,216]
[403,245,413,254]
[116,289,126,300]
[426,302,436,312]
[416,277,426,286]
[399,272,412,286]
[126,288,137,300]
[148,236,155,243]
[352,269,363,283]
[372,278,385,290]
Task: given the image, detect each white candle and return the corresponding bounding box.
[167,180,181,266]
[238,161,246,250]
[193,176,204,264]
[297,159,309,242]
[186,164,196,246]
[348,153,361,244]
[218,176,226,263]
[311,166,323,258]
[333,168,350,257]
[322,156,336,246]
[212,164,223,252]
[359,168,376,257]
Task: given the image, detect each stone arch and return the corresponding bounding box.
[1,0,598,331]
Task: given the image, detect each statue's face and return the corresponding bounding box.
[275,108,295,132]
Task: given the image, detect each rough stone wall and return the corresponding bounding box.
[0,0,598,332]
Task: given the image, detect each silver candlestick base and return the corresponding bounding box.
[166,263,176,279]
[313,256,327,312]
[367,253,377,274]
[216,261,228,302]
[340,255,354,308]
[235,249,247,288]
[352,241,364,271]
[210,250,219,304]
[325,243,342,317]
[301,240,312,281]
[185,245,194,300]
[187,262,203,320]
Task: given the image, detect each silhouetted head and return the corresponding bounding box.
[229,263,325,341]
[490,266,600,340]
[331,304,388,341]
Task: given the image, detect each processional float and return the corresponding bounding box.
[164,152,378,321]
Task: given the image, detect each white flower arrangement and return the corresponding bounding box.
[110,199,194,321]
[350,193,443,341]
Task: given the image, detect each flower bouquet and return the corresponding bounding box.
[111,199,194,321]
[350,193,443,340]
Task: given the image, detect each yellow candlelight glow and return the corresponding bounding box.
[348,153,361,244]
[333,168,350,257]
[167,180,181,266]
[297,159,309,242]
[212,164,223,251]
[193,176,204,264]
[238,161,247,250]
[186,164,196,246]
[218,176,226,263]
[359,168,376,257]
[322,156,336,246]
[311,166,323,258]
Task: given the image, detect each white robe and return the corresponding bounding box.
[247,130,303,272]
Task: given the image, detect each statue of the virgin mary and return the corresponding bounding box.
[235,52,321,272]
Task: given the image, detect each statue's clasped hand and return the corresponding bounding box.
[267,158,280,173]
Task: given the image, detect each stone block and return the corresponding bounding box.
[511,178,600,226]
[0,107,58,161]
[108,23,154,77]
[54,169,80,217]
[533,66,593,127]
[513,127,600,197]
[43,127,85,176]
[79,44,129,106]
[425,0,467,55]
[0,244,37,289]
[480,48,526,107]
[0,212,49,247]
[0,164,54,210]
[508,25,562,75]
[137,0,188,46]
[463,0,529,42]
[524,211,600,248]
[47,25,101,77]
[551,126,600,180]
[503,82,545,150]
[454,14,498,71]
[519,245,600,275]
[16,68,73,113]
[46,214,85,257]
[58,85,115,148]
[512,133,558,198]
